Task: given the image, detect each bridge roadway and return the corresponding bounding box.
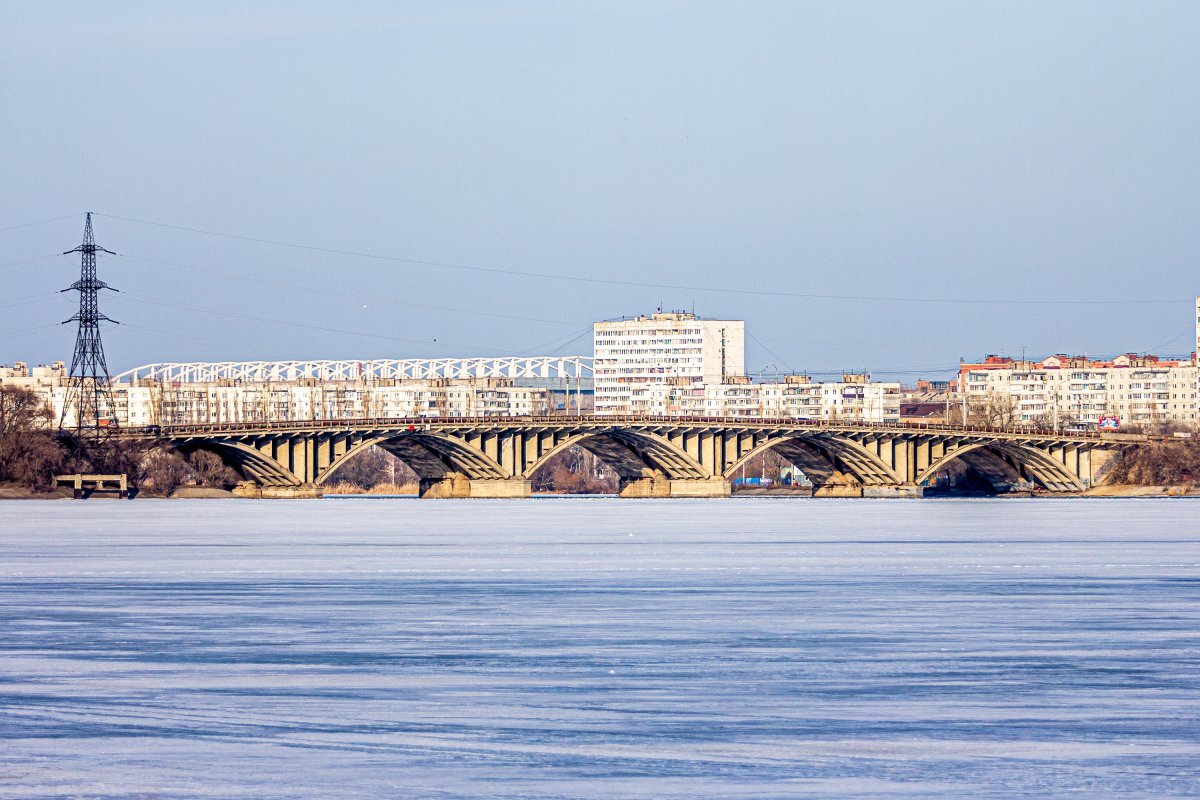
[119,415,1144,498]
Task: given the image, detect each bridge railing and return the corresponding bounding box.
[118,414,1135,441]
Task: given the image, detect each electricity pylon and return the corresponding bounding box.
[60,212,119,434]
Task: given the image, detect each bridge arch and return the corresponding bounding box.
[916,441,1084,492]
[316,431,510,485]
[521,430,711,481]
[179,440,303,487]
[723,434,903,488]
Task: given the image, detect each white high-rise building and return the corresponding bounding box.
[1194,295,1200,360]
[593,312,745,414]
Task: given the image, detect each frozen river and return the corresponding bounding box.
[1,498,1198,799]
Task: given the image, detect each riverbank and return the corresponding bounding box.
[6,482,1200,499]
[0,484,68,500]
[1083,484,1200,497]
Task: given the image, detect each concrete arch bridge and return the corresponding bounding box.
[121,416,1144,498]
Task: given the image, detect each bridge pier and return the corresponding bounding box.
[419,474,532,498]
[812,484,864,497]
[811,471,865,497]
[232,481,324,499]
[863,484,925,498]
[468,479,532,498]
[618,476,731,498]
[418,473,472,498]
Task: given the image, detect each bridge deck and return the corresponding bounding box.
[118,414,1146,444]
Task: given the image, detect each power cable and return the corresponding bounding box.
[1136,328,1193,356]
[519,326,594,357]
[116,323,280,360]
[746,330,795,373]
[0,213,81,234]
[112,252,587,327]
[0,292,61,310]
[0,254,65,270]
[108,291,538,357]
[95,212,1186,306]
[0,323,62,341]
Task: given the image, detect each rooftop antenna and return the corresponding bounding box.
[60,212,119,435]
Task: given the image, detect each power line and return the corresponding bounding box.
[746,330,795,373]
[112,252,585,327]
[0,323,62,341]
[0,292,60,310]
[107,291,545,357]
[0,213,81,234]
[95,212,1187,307]
[519,326,594,357]
[115,323,280,360]
[0,254,63,270]
[1137,328,1193,355]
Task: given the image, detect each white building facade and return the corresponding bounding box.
[643,373,901,421]
[593,312,745,414]
[961,354,1199,428]
[592,312,899,421]
[1,364,554,428]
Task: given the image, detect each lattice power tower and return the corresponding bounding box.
[60,212,118,433]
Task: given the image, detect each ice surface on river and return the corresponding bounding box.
[1,498,1198,799]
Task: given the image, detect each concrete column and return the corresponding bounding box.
[499,434,515,476]
[295,437,311,483]
[315,438,332,479]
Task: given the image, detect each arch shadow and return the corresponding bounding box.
[723,434,901,489]
[917,442,1083,492]
[521,430,710,481]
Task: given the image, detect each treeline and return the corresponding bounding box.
[1104,434,1200,486]
[0,385,238,496]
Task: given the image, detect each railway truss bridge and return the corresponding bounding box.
[118,416,1145,498]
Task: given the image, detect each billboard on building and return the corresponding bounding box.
[1098,415,1120,430]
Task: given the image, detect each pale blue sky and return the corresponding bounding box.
[2,1,1198,379]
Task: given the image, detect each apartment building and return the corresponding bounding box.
[1,367,552,427]
[640,372,901,421]
[959,353,1198,428]
[593,311,745,414]
[0,361,66,392]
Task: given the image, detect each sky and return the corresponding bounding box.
[1,1,1198,381]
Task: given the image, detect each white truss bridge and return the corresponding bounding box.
[113,356,594,384]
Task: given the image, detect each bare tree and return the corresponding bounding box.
[968,393,1019,427]
[324,445,417,490]
[0,385,65,490]
[141,447,192,496]
[187,450,241,488]
[531,445,617,494]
